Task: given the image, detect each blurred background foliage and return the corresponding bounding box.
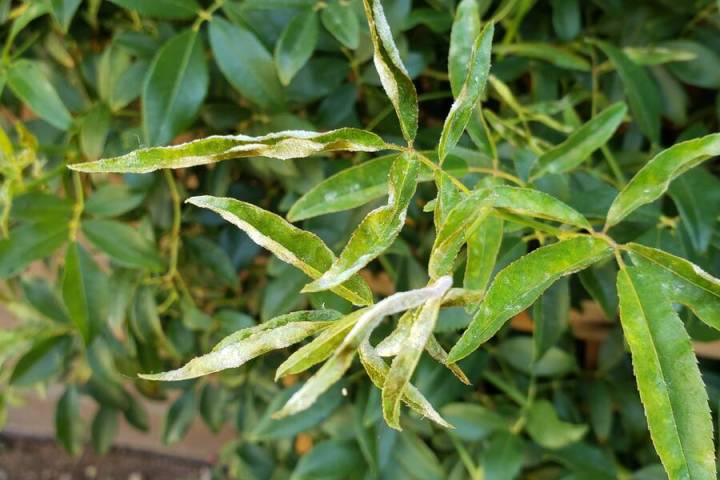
[1,0,720,478]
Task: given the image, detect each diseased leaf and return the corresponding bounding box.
[321,0,360,49]
[438,23,494,163]
[7,60,72,130]
[433,169,465,228]
[448,0,482,97]
[448,237,612,363]
[70,128,389,173]
[362,0,418,143]
[593,40,660,144]
[605,133,720,228]
[464,215,503,291]
[617,266,715,479]
[209,17,284,111]
[274,277,452,418]
[358,341,451,428]
[142,29,208,146]
[626,243,720,330]
[302,153,419,293]
[490,186,591,230]
[275,10,319,86]
[531,102,627,178]
[382,286,448,429]
[493,43,590,71]
[187,196,372,306]
[140,311,339,381]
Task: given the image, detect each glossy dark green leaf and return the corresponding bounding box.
[71,128,389,173]
[140,311,339,381]
[593,40,660,144]
[551,0,580,41]
[10,336,71,386]
[56,386,83,456]
[362,0,418,143]
[493,43,590,71]
[448,237,612,363]
[531,102,627,179]
[617,265,715,479]
[143,29,208,146]
[0,220,69,278]
[82,219,164,270]
[290,440,365,480]
[606,133,720,227]
[664,40,720,88]
[209,17,285,112]
[303,153,418,293]
[448,0,482,97]
[321,0,359,49]
[108,0,199,19]
[438,23,494,162]
[91,407,118,455]
[7,60,72,130]
[163,389,197,445]
[526,400,587,449]
[275,10,319,85]
[188,196,372,305]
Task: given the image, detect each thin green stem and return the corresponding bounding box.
[163,170,182,281]
[601,145,626,186]
[69,172,84,242]
[414,151,470,194]
[467,167,525,186]
[482,370,526,406]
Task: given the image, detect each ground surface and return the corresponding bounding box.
[0,434,211,480]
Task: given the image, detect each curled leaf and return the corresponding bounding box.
[69,128,390,173]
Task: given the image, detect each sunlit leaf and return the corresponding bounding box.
[448,0,482,97]
[464,215,503,292]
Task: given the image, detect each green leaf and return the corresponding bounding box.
[526,400,588,449]
[533,277,569,360]
[291,440,365,480]
[440,403,509,442]
[626,243,720,330]
[70,128,389,173]
[209,17,285,112]
[140,311,339,381]
[592,40,660,144]
[0,220,69,278]
[531,102,627,179]
[275,277,452,417]
[448,236,612,363]
[187,195,373,306]
[448,0,482,97]
[302,153,419,293]
[50,0,82,32]
[481,432,525,480]
[617,265,715,479]
[7,60,72,130]
[82,219,164,270]
[56,386,83,456]
[438,23,494,163]
[143,29,208,146]
[663,40,720,88]
[464,215,503,291]
[358,340,451,428]
[490,186,591,229]
[382,283,448,429]
[321,0,359,49]
[605,133,720,228]
[275,10,319,86]
[62,242,91,343]
[551,0,580,41]
[163,389,197,445]
[497,337,577,377]
[667,168,720,253]
[79,103,111,161]
[91,407,118,455]
[108,0,200,19]
[362,0,418,144]
[10,336,71,386]
[84,184,145,218]
[493,43,590,71]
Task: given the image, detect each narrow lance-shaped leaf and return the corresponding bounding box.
[448,0,482,97]
[362,0,418,144]
[592,40,660,144]
[383,289,448,429]
[605,133,720,228]
[358,341,452,428]
[490,186,591,230]
[433,169,466,228]
[274,277,452,418]
[275,9,319,86]
[464,215,503,291]
[303,153,419,294]
[69,128,390,173]
[531,102,627,179]
[7,60,72,131]
[438,23,494,163]
[62,242,90,343]
[140,311,340,381]
[186,196,373,306]
[627,243,720,330]
[448,237,612,363]
[492,43,590,71]
[617,265,715,479]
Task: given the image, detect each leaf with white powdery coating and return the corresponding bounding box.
[605,133,720,228]
[448,237,612,363]
[464,215,503,292]
[359,341,451,428]
[448,0,482,97]
[186,196,373,306]
[438,23,494,163]
[302,153,419,294]
[531,102,627,179]
[362,0,418,144]
[69,128,390,173]
[274,277,453,418]
[617,266,715,479]
[139,311,339,381]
